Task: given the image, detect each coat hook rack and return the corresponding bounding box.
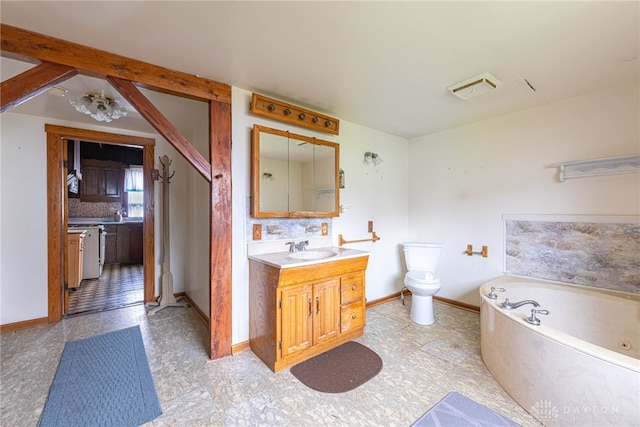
[250,93,340,135]
[338,220,381,246]
[158,155,176,183]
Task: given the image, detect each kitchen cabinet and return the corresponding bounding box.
[80,159,122,202]
[249,255,368,372]
[117,223,143,264]
[104,223,143,265]
[66,231,85,288]
[104,225,118,264]
[128,223,143,264]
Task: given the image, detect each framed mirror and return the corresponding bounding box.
[251,124,340,218]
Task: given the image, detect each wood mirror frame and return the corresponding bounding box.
[251,124,340,218]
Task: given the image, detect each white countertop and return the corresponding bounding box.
[248,246,369,269]
[68,217,143,224]
[67,229,87,235]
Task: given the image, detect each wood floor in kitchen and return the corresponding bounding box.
[67,264,144,316]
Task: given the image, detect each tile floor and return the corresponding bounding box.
[67,264,144,316]
[1,296,540,426]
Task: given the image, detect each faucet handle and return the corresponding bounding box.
[487,287,506,299]
[285,241,296,252]
[526,308,549,326]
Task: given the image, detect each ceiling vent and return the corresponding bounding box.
[447,72,501,100]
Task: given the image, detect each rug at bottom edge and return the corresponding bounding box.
[38,326,162,427]
[411,391,522,427]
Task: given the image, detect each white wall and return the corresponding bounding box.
[5,81,636,342]
[407,80,640,306]
[231,87,409,344]
[180,112,211,315]
[0,112,191,324]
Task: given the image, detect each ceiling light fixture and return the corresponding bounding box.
[69,90,128,122]
[47,85,68,97]
[447,72,501,100]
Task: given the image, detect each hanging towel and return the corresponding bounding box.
[73,140,82,180]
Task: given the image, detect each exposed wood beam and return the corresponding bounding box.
[1,23,230,103]
[46,132,64,323]
[108,76,212,182]
[0,62,77,113]
[209,100,233,359]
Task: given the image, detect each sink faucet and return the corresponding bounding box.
[286,240,309,252]
[500,298,540,310]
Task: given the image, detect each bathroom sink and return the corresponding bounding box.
[288,250,337,260]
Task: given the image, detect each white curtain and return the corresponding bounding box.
[124,166,144,192]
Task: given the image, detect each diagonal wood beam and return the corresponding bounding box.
[108,76,212,182]
[1,62,77,113]
[1,23,230,103]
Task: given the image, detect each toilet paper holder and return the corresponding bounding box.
[464,244,488,258]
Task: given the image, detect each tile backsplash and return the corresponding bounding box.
[247,217,331,242]
[505,216,640,294]
[68,198,121,218]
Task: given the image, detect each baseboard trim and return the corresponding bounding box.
[366,292,403,308]
[0,316,49,333]
[434,295,480,313]
[176,292,210,328]
[232,341,250,354]
[366,291,479,314]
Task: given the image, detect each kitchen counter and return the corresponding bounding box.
[67,229,87,235]
[248,246,369,269]
[68,217,143,225]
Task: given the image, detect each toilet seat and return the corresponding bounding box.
[405,270,440,286]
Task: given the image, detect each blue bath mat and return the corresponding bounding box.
[38,326,162,426]
[411,391,521,427]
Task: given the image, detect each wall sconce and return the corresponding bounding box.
[363,151,383,166]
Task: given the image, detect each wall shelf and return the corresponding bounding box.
[551,154,640,182]
[251,93,340,135]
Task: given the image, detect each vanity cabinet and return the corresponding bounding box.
[249,255,368,372]
[280,278,341,358]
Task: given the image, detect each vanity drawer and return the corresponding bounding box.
[341,300,364,333]
[341,272,364,304]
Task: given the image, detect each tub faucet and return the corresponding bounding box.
[487,287,505,299]
[501,298,540,310]
[526,308,550,326]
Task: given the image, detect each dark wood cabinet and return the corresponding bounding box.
[108,223,144,265]
[104,225,118,264]
[128,224,143,264]
[80,159,122,202]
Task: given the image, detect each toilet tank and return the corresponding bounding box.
[403,242,442,273]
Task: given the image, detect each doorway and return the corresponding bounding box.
[46,124,155,323]
[65,140,146,316]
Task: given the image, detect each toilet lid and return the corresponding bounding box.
[405,270,440,285]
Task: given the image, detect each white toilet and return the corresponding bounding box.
[403,242,442,325]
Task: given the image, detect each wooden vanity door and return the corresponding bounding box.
[280,284,313,357]
[313,278,341,344]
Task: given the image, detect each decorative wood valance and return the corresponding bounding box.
[251,93,340,135]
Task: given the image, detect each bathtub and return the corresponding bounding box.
[480,276,640,426]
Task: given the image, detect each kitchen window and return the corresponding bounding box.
[124,166,144,218]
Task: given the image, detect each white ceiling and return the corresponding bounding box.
[1,1,638,139]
